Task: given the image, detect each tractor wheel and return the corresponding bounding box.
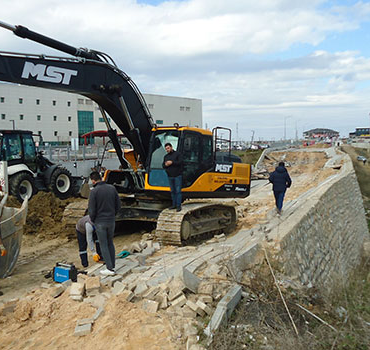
[9,172,36,202]
[49,167,74,199]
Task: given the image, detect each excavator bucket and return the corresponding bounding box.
[0,195,28,278]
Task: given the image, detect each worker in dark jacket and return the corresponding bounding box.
[163,142,183,211]
[269,161,292,214]
[88,171,121,276]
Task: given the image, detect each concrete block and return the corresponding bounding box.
[154,292,168,309]
[51,285,65,298]
[182,267,201,293]
[204,305,227,337]
[70,282,85,297]
[77,274,88,283]
[186,300,205,317]
[196,300,212,316]
[85,276,101,296]
[74,323,92,336]
[71,295,84,302]
[166,305,183,317]
[117,265,134,277]
[131,266,150,274]
[104,275,123,287]
[112,281,126,295]
[198,282,213,296]
[120,290,134,302]
[130,242,143,253]
[153,242,161,251]
[168,278,186,301]
[142,247,156,257]
[140,241,148,250]
[134,281,149,296]
[204,284,242,337]
[171,294,187,308]
[93,307,104,320]
[77,318,94,326]
[182,305,197,318]
[61,279,72,290]
[198,295,213,304]
[84,294,106,309]
[142,286,160,300]
[136,253,146,266]
[141,299,159,313]
[229,243,262,273]
[218,284,242,319]
[158,282,170,294]
[41,283,51,289]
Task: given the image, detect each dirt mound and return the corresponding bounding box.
[6,192,74,239]
[0,287,177,350]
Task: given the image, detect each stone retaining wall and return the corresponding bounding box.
[276,157,368,290]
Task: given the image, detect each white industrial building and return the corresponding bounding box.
[0,83,202,144]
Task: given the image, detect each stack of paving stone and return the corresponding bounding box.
[17,238,245,347]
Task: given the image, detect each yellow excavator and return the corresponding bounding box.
[0,21,251,245]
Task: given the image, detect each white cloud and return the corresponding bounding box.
[1,0,370,138]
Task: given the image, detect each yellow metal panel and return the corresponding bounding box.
[145,163,251,193]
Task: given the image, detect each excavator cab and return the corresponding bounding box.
[145,126,251,199]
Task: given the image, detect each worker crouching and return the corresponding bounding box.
[76,215,102,268]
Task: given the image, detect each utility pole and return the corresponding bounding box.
[251,130,255,147]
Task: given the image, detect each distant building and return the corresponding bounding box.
[349,127,370,138]
[0,83,202,144]
[303,128,339,140]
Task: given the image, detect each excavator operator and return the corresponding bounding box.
[162,142,183,212]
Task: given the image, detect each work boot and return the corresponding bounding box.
[169,206,176,210]
[176,206,182,212]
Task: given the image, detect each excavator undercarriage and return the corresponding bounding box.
[63,195,237,246]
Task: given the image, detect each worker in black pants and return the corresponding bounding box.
[88,171,121,276]
[76,215,102,268]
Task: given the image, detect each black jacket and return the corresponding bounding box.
[163,150,183,177]
[88,181,121,224]
[269,166,292,192]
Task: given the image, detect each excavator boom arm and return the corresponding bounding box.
[0,22,153,166]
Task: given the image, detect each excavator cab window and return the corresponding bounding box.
[148,129,180,187]
[2,133,22,163]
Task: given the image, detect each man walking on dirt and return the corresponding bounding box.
[269,161,292,215]
[88,171,121,276]
[163,143,183,212]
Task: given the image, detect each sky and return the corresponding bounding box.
[1,0,370,141]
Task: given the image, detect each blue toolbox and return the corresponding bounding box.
[53,263,78,283]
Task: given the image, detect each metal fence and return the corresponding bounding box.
[38,144,118,162]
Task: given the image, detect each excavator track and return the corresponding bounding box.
[156,202,237,246]
[62,199,88,230]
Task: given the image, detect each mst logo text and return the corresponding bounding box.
[21,62,78,85]
[215,164,233,173]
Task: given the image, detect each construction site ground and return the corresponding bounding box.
[0,147,343,350]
